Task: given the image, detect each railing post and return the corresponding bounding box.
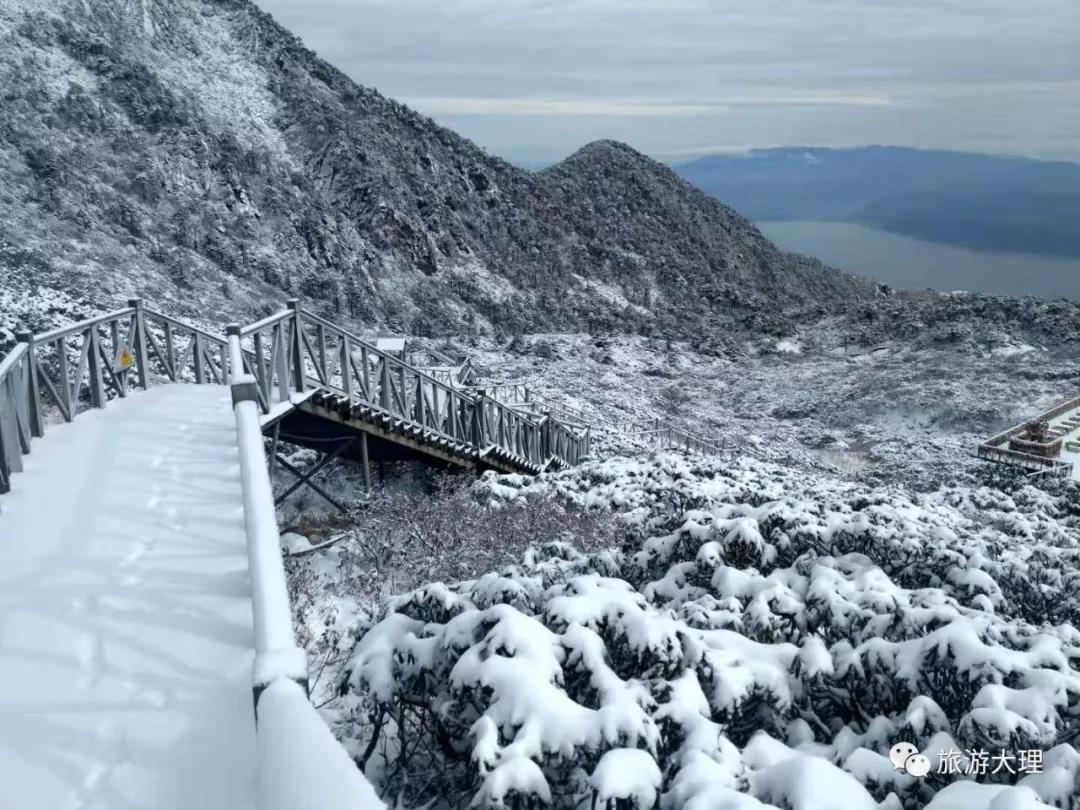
[0,369,16,492]
[110,319,123,396]
[341,336,353,401]
[447,390,458,439]
[413,376,424,424]
[85,326,105,409]
[127,299,151,390]
[163,320,176,381]
[226,324,243,383]
[273,324,289,404]
[380,358,392,412]
[316,323,326,383]
[253,332,266,401]
[470,395,484,448]
[193,332,206,384]
[15,332,43,438]
[0,397,8,493]
[55,337,72,421]
[287,299,306,394]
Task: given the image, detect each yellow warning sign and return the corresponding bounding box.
[117,346,135,370]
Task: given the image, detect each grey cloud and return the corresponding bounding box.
[255,0,1080,162]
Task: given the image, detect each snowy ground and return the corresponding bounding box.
[434,330,1080,491]
[0,386,256,810]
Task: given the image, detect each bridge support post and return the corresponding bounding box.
[360,431,371,492]
[272,439,352,514]
[16,332,43,439]
[127,299,151,391]
[267,422,280,484]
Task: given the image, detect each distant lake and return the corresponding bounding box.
[759,221,1080,301]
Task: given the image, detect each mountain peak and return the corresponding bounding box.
[549,140,665,174]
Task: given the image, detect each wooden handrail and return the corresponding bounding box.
[0,343,27,382]
[239,309,296,337]
[298,308,463,396]
[144,308,230,347]
[0,298,593,484]
[34,307,136,343]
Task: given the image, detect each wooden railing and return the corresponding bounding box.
[234,302,591,469]
[977,395,1080,477]
[0,300,234,493]
[2,318,383,805]
[1026,464,1073,482]
[0,299,592,491]
[626,422,726,457]
[462,384,730,460]
[0,343,31,493]
[404,345,475,387]
[976,443,1073,474]
[463,382,593,430]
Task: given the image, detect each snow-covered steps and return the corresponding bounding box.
[300,390,543,476]
[0,385,257,809]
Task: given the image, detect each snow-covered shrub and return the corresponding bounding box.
[286,476,626,706]
[337,454,1080,809]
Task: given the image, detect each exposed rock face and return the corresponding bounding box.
[0,0,875,346]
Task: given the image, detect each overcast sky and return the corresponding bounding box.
[255,0,1080,166]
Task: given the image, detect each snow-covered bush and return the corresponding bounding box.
[286,476,625,704]
[336,454,1080,809]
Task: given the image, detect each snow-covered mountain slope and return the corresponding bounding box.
[415,320,1080,492]
[330,453,1080,810]
[0,0,873,349]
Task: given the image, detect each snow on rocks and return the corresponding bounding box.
[338,452,1080,809]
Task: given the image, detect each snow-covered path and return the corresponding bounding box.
[0,385,256,810]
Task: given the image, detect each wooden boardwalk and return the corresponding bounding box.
[0,385,259,809]
[0,300,592,497]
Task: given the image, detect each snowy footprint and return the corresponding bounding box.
[69,723,128,810]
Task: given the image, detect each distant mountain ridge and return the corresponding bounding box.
[0,0,874,348]
[673,146,1080,258]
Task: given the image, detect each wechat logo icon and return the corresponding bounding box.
[889,742,931,777]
